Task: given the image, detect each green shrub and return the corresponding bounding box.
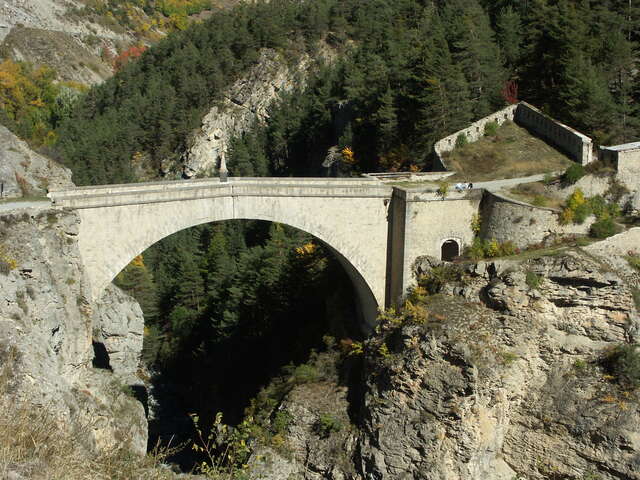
[455,133,468,148]
[314,414,343,438]
[602,344,640,388]
[468,237,486,261]
[466,238,518,260]
[291,363,320,384]
[573,202,591,224]
[573,358,588,372]
[271,410,292,435]
[587,195,608,219]
[418,264,463,295]
[563,163,585,185]
[525,271,543,289]
[484,121,498,136]
[470,213,481,234]
[543,172,555,185]
[436,181,449,200]
[626,255,640,272]
[590,217,617,239]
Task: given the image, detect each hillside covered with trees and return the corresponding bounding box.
[50,0,640,183]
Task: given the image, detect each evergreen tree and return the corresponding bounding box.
[441,0,507,116]
[495,6,522,71]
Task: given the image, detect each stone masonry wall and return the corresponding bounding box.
[514,102,593,165]
[616,148,640,190]
[434,102,594,171]
[480,192,592,248]
[434,104,518,170]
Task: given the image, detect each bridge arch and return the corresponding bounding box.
[51,180,392,328]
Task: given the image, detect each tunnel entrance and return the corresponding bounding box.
[441,239,460,261]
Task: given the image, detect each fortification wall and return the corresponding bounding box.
[433,102,594,171]
[514,102,593,165]
[480,192,592,248]
[433,104,518,170]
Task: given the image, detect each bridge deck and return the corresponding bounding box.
[48,177,393,209]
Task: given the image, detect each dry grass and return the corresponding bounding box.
[0,348,180,480]
[444,121,573,181]
[504,181,564,209]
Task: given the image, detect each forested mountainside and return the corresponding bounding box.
[52,0,640,184]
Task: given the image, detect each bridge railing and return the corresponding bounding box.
[48,176,382,198]
[48,178,393,209]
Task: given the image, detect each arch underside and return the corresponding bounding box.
[77,195,388,328]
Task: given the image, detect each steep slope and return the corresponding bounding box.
[0,124,73,198]
[0,0,132,84]
[0,207,149,477]
[180,45,337,178]
[241,234,640,480]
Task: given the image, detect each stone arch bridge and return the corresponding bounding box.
[49,177,481,327]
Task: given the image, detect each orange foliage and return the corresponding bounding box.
[113,45,148,72]
[341,146,356,164]
[131,255,145,268]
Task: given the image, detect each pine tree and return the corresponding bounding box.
[374,88,398,154]
[496,6,523,70]
[410,10,472,152]
[441,0,507,116]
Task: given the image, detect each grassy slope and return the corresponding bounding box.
[444,121,573,181]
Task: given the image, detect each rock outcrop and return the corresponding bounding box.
[246,246,639,480]
[357,250,639,480]
[0,207,147,465]
[179,47,333,178]
[0,0,131,84]
[0,125,73,198]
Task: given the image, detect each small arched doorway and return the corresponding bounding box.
[441,239,460,261]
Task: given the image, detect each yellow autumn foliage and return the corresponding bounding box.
[341,146,356,164]
[131,255,145,268]
[295,242,317,257]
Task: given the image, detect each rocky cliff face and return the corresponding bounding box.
[358,249,639,480]
[0,125,73,198]
[245,234,640,480]
[0,206,147,476]
[0,0,133,84]
[178,47,334,178]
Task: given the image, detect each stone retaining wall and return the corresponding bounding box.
[434,104,518,170]
[514,102,593,165]
[480,192,592,248]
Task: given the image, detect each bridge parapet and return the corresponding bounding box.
[48,176,381,197]
[49,178,392,209]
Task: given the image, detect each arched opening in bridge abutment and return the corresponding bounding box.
[441,239,461,261]
[92,216,377,469]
